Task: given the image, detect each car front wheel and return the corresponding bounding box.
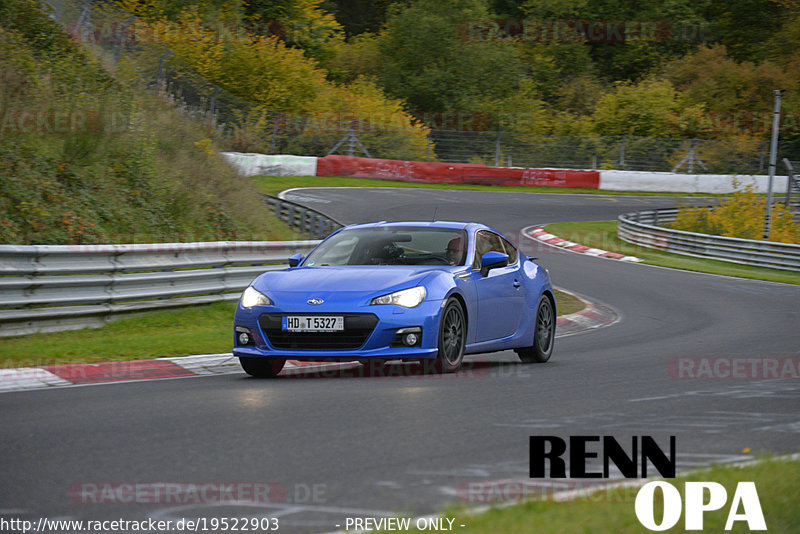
[239,357,286,378]
[516,295,555,363]
[429,298,466,374]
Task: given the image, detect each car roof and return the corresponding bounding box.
[343,221,485,232]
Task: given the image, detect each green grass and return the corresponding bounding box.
[432,456,799,534]
[252,175,724,198]
[554,289,584,316]
[0,301,237,367]
[545,220,800,285]
[0,290,583,367]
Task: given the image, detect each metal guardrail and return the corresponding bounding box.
[0,240,319,337]
[0,195,342,337]
[264,195,344,239]
[618,209,800,271]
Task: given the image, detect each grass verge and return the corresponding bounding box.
[0,290,582,367]
[554,289,584,316]
[0,301,238,367]
[435,456,799,534]
[544,220,800,285]
[252,175,724,198]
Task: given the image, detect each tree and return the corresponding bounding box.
[323,32,382,84]
[243,0,344,62]
[697,0,786,62]
[377,0,524,121]
[592,79,681,136]
[319,0,400,37]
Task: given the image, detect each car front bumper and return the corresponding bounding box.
[232,299,444,360]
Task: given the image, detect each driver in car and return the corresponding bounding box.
[446,236,465,265]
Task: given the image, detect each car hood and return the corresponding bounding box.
[253,266,446,295]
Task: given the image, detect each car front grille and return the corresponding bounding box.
[258,313,379,350]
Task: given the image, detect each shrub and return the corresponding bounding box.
[672,185,800,244]
[0,0,290,244]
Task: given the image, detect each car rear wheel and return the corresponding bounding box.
[516,295,555,363]
[429,298,465,374]
[239,357,286,378]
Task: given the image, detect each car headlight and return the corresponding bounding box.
[241,286,273,308]
[370,286,427,308]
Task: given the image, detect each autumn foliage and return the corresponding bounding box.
[672,186,800,244]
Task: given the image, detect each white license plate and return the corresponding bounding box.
[282,316,344,332]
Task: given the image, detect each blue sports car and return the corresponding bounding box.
[233,221,555,377]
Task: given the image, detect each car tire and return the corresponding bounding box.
[517,295,555,363]
[429,298,466,374]
[239,357,286,378]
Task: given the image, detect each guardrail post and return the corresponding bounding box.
[315,214,324,238]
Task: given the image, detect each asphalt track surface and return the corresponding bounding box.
[2,188,799,533]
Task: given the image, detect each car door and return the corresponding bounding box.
[472,230,525,342]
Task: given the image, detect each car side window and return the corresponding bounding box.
[501,236,519,265]
[472,231,506,270]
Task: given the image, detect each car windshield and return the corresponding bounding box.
[304,227,469,266]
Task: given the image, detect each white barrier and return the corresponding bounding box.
[599,170,788,194]
[221,153,317,177]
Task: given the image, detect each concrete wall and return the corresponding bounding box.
[222,153,317,177]
[221,151,789,194]
[599,170,788,194]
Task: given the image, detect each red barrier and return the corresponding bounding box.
[315,155,599,189]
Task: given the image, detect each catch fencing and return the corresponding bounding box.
[618,209,800,271]
[41,0,800,173]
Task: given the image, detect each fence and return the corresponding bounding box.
[0,240,319,337]
[618,209,800,271]
[41,0,800,174]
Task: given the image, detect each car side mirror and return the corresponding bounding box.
[480,251,509,276]
[288,253,304,267]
